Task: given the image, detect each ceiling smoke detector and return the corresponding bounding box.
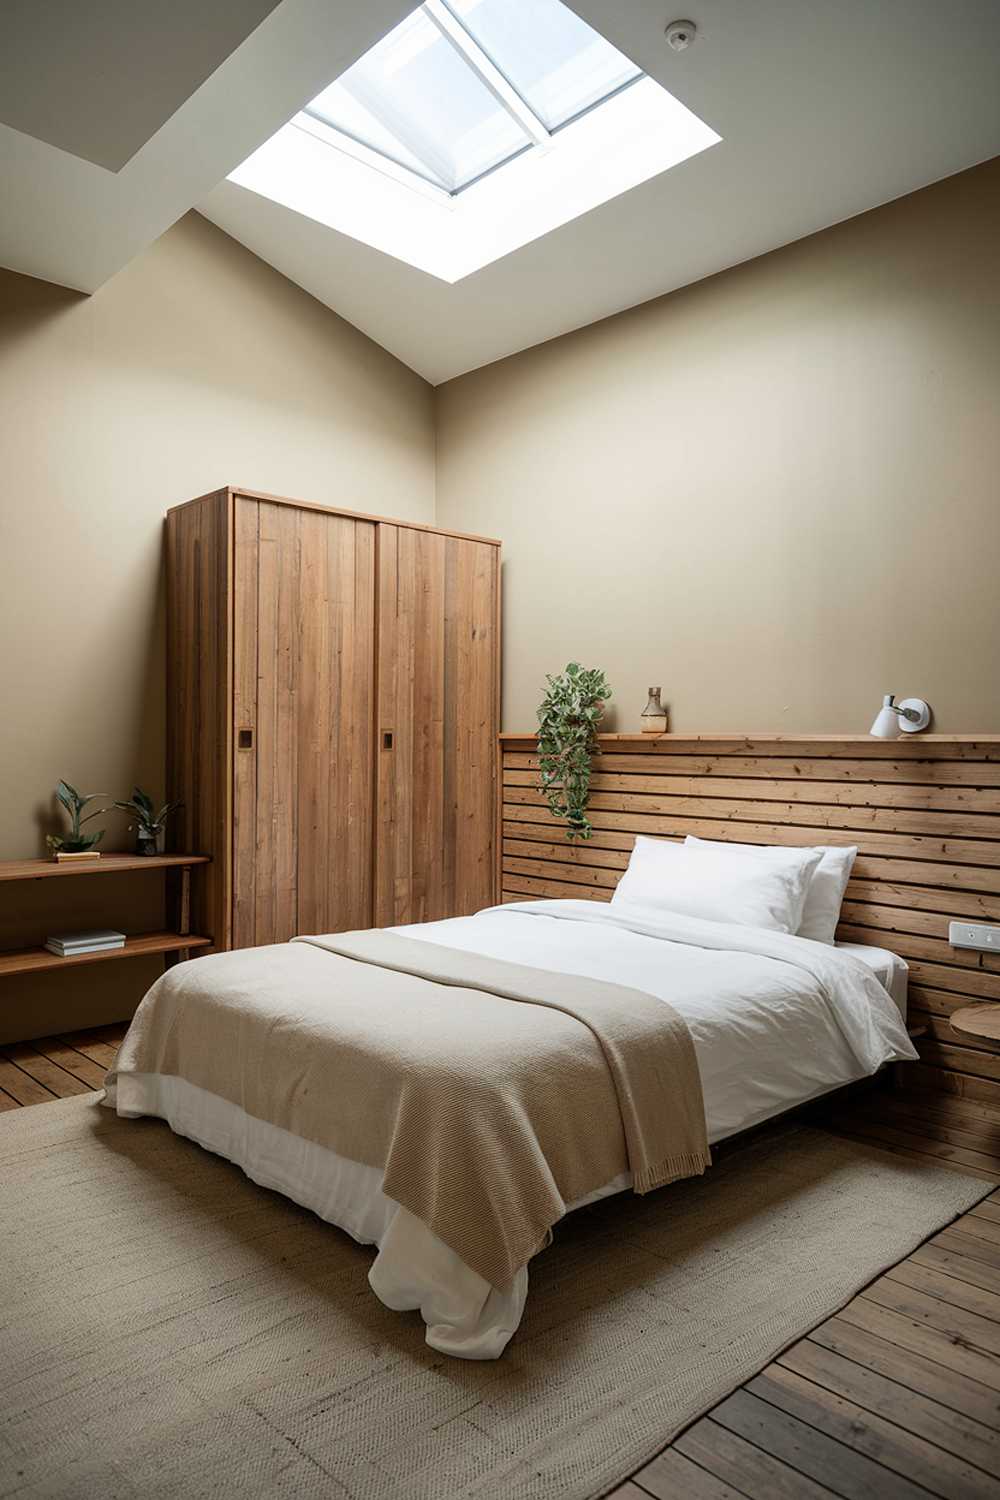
[665,19,696,51]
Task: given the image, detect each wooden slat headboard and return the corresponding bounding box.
[499,733,1000,1105]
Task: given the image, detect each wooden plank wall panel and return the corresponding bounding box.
[376,526,498,926]
[254,500,300,944]
[246,501,376,947]
[500,734,1000,1101]
[449,537,499,916]
[376,524,432,926]
[165,490,232,951]
[232,497,259,951]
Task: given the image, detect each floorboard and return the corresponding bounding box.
[0,1022,126,1105]
[613,1087,1000,1500]
[6,1030,1000,1499]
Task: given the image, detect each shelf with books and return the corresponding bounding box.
[0,932,212,979]
[0,853,212,984]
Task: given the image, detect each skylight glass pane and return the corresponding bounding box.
[448,0,641,132]
[307,77,442,188]
[306,7,531,193]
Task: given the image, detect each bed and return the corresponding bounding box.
[104,875,916,1360]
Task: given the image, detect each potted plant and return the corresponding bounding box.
[113,787,184,856]
[536,663,611,841]
[45,780,111,859]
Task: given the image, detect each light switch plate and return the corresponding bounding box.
[949,920,1000,952]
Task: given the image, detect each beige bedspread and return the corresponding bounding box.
[105,930,710,1288]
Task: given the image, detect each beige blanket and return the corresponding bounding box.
[105,931,710,1288]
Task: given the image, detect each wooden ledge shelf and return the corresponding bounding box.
[0,853,210,882]
[499,732,1000,746]
[503,732,1000,750]
[0,932,211,978]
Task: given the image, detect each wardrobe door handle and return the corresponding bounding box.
[238,728,254,749]
[382,730,394,750]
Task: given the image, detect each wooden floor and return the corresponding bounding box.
[4,1035,1000,1496]
[0,1022,126,1106]
[615,1085,1000,1500]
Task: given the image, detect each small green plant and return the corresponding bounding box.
[46,780,111,855]
[536,663,611,841]
[113,787,183,854]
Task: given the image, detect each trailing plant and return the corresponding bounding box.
[536,663,611,841]
[46,780,111,854]
[113,787,184,853]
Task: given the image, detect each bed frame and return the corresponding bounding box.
[499,733,1000,1104]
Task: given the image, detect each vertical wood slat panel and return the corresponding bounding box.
[376,526,499,926]
[254,501,298,944]
[166,490,232,951]
[251,503,376,946]
[375,523,402,926]
[453,538,497,913]
[501,734,1000,1098]
[347,516,377,930]
[295,508,375,936]
[377,525,445,926]
[232,497,258,951]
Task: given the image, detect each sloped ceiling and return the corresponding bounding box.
[4,0,1000,382]
[0,0,413,291]
[0,0,284,170]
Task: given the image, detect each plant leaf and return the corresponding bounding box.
[133,788,154,818]
[80,806,111,825]
[535,663,611,841]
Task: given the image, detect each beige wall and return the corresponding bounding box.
[3,160,999,1043]
[435,158,1000,736]
[0,211,434,1041]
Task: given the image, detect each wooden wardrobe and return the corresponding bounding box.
[165,487,500,951]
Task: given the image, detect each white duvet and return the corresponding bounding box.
[406,901,914,1145]
[110,900,917,1359]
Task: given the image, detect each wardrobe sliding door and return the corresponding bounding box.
[233,498,376,948]
[375,523,499,926]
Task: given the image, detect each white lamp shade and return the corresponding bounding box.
[870,696,901,739]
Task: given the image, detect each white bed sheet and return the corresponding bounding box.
[835,940,908,1019]
[110,900,915,1360]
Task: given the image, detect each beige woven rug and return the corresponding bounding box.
[0,1095,987,1500]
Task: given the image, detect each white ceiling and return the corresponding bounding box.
[4,0,1000,383]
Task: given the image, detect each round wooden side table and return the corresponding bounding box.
[950,1005,1000,1043]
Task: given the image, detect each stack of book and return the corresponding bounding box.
[44,930,127,958]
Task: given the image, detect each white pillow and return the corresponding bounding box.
[611,836,823,934]
[684,836,857,945]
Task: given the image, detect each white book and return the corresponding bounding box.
[45,929,127,954]
[45,941,127,957]
[46,924,125,948]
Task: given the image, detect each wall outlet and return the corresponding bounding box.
[949,920,1000,952]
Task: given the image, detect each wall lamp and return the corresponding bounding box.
[870,694,932,738]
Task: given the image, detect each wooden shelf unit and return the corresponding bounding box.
[0,853,211,978]
[0,853,209,882]
[0,932,212,978]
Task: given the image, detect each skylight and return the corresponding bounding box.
[227,0,721,283]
